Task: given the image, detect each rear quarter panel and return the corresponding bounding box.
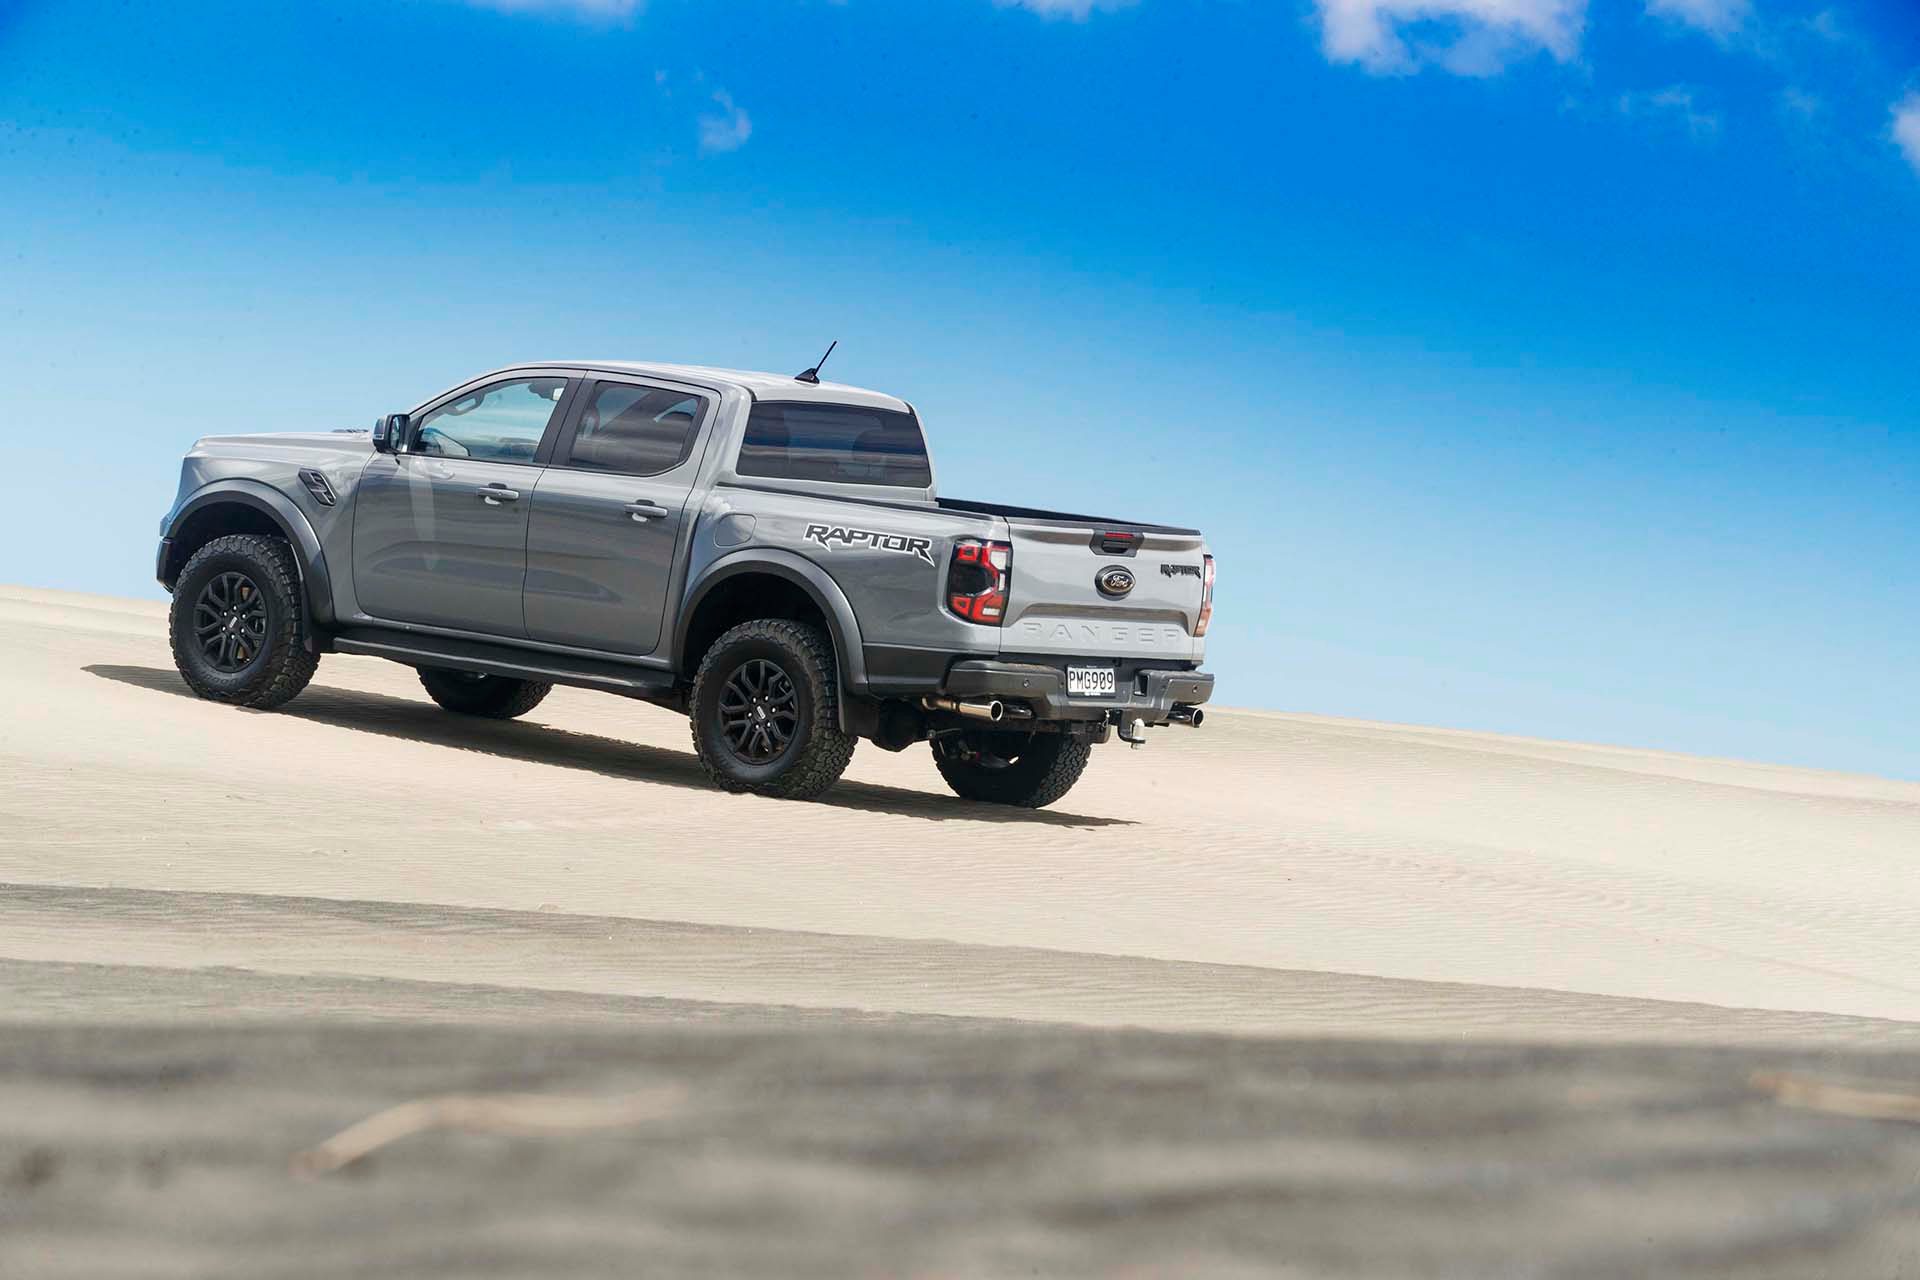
[683,483,1004,681]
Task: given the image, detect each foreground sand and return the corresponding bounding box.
[8,972,1920,1279]
[4,585,1920,1276]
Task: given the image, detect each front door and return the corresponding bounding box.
[353,375,572,637]
[524,377,714,655]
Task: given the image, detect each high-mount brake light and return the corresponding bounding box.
[1195,554,1216,637]
[946,538,1012,625]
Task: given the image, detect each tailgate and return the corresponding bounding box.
[998,520,1208,660]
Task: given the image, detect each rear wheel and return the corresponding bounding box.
[417,668,553,720]
[168,533,318,710]
[931,729,1091,809]
[690,619,855,800]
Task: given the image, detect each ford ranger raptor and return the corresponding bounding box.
[156,362,1215,807]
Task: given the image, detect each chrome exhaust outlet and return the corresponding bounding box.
[922,696,1005,723]
[1168,705,1205,727]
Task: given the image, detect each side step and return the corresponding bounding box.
[329,627,682,706]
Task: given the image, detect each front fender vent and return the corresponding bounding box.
[298,469,337,507]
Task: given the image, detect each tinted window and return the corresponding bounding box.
[414,377,567,463]
[737,402,932,487]
[563,383,709,476]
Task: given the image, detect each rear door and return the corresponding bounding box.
[522,375,715,655]
[353,375,574,637]
[998,519,1208,662]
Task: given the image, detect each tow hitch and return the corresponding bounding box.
[1109,704,1205,748]
[1113,712,1149,749]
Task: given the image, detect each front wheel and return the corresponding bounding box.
[168,533,319,710]
[931,729,1091,809]
[689,620,856,800]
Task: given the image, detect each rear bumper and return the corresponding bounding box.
[941,659,1213,724]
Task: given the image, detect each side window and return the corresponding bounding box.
[414,377,568,464]
[563,382,709,476]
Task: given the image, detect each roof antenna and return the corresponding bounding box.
[795,340,837,385]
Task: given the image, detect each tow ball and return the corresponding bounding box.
[1110,705,1204,748]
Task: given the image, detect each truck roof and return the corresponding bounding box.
[536,361,912,414]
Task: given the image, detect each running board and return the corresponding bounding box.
[330,627,681,705]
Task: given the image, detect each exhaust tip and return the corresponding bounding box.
[1170,705,1205,727]
[922,696,1007,723]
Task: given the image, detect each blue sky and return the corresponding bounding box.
[1,0,1915,776]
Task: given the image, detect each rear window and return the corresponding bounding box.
[737,402,932,487]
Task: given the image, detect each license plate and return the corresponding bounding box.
[1067,666,1117,697]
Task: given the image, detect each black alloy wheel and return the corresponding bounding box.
[193,570,270,673]
[717,657,800,764]
[688,618,856,799]
[167,532,319,709]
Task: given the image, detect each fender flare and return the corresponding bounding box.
[164,481,336,627]
[675,549,869,695]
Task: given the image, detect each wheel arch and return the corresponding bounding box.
[162,481,335,627]
[675,551,868,701]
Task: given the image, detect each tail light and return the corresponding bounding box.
[946,538,1012,625]
[1195,554,1215,637]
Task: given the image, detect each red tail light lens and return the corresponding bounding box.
[947,538,1012,625]
[1195,554,1215,637]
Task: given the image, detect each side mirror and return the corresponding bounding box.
[372,413,409,454]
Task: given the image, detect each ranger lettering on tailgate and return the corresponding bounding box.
[1016,621,1189,648]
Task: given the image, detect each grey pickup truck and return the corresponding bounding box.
[156,361,1215,807]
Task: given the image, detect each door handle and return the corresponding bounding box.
[623,500,670,522]
[478,485,521,505]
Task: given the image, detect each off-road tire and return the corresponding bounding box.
[417,668,553,720]
[932,729,1092,809]
[168,533,319,710]
[690,619,855,800]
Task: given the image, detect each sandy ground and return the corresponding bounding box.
[4,584,1920,1276]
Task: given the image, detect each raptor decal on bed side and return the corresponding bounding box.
[804,523,937,567]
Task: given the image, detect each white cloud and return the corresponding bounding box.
[1893,95,1920,177]
[1313,0,1586,76]
[993,0,1132,17]
[1617,86,1720,140]
[698,90,753,154]
[465,0,643,17]
[1645,0,1749,38]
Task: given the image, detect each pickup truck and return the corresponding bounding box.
[156,362,1215,807]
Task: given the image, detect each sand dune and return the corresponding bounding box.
[2,583,1916,1041]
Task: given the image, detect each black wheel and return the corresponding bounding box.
[168,533,319,710]
[932,728,1091,809]
[417,668,553,719]
[690,619,855,800]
